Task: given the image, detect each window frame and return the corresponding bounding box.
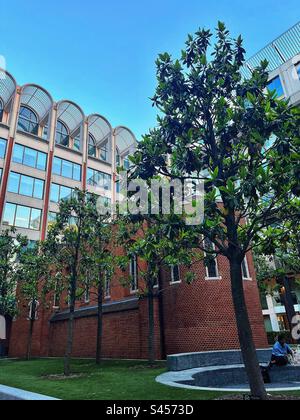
[52,156,81,181]
[104,272,111,299]
[242,255,252,281]
[2,202,42,231]
[267,75,285,98]
[0,138,7,160]
[0,99,3,122]
[12,143,47,171]
[204,238,221,280]
[170,265,181,284]
[87,167,111,190]
[88,134,97,158]
[7,171,45,200]
[50,183,74,203]
[129,255,138,293]
[18,105,39,135]
[55,120,70,147]
[296,62,300,80]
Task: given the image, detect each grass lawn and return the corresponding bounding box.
[0,358,222,400]
[0,359,300,400]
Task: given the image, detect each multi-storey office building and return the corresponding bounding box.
[242,21,300,106]
[9,21,300,357]
[0,72,136,244]
[242,21,300,335]
[1,69,268,359]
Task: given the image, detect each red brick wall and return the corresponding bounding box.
[161,252,268,355]
[47,299,161,360]
[9,250,268,360]
[9,298,162,360]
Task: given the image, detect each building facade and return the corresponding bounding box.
[0,73,136,244]
[0,69,268,359]
[7,21,300,358]
[243,22,300,335]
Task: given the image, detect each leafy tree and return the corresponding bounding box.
[0,228,28,319]
[16,242,51,360]
[254,221,300,333]
[129,23,300,398]
[82,194,114,365]
[45,190,94,376]
[117,210,196,366]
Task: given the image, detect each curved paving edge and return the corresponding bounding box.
[156,365,300,393]
[0,384,59,400]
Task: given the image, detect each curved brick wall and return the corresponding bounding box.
[9,250,268,360]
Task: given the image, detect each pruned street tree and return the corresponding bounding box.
[16,242,51,360]
[0,227,28,321]
[45,189,94,376]
[117,208,196,366]
[82,194,114,365]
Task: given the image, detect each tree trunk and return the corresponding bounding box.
[27,319,35,361]
[229,258,268,400]
[148,287,155,366]
[96,277,103,365]
[64,282,76,376]
[157,268,166,360]
[27,300,36,361]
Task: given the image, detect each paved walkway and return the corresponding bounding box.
[156,365,300,393]
[0,384,59,400]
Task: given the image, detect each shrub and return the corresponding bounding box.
[267,331,292,345]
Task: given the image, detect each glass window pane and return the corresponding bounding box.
[53,157,61,175]
[60,186,72,201]
[73,164,81,181]
[18,107,38,135]
[12,144,24,164]
[87,169,94,185]
[74,136,81,151]
[30,208,41,230]
[207,259,218,278]
[37,152,47,171]
[61,160,73,179]
[268,76,284,97]
[0,139,7,159]
[20,175,34,197]
[50,184,60,203]
[15,205,31,228]
[7,172,20,194]
[242,258,250,279]
[48,212,57,224]
[23,147,37,168]
[3,203,16,226]
[33,179,44,200]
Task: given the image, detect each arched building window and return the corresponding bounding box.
[73,135,81,152]
[100,141,108,161]
[18,106,39,135]
[0,99,3,122]
[88,134,97,158]
[56,121,69,147]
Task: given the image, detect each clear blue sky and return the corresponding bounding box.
[0,0,299,138]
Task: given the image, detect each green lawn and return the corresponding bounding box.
[1,359,299,400]
[0,359,222,400]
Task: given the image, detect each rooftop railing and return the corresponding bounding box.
[242,21,300,79]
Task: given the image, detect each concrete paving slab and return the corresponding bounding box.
[0,384,59,400]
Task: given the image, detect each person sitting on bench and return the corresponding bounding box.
[270,334,294,367]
